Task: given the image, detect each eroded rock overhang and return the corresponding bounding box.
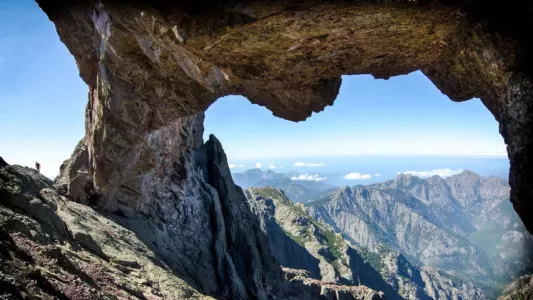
[36,0,533,232]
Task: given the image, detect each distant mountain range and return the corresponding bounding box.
[305,171,533,296]
[232,168,336,202]
[244,170,533,299]
[232,168,283,188]
[246,187,486,299]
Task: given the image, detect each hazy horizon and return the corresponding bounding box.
[227,155,509,187]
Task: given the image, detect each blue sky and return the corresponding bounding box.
[205,73,506,163]
[0,0,507,179]
[0,0,87,178]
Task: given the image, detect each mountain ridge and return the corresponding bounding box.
[232,168,336,202]
[246,187,487,299]
[304,170,533,297]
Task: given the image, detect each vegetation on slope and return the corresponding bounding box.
[251,187,345,260]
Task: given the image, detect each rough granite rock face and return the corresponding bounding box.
[34,0,533,234]
[307,173,499,271]
[0,159,212,299]
[283,268,384,300]
[53,115,286,299]
[245,189,323,280]
[2,139,385,300]
[55,138,92,205]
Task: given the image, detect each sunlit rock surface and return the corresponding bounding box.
[13,0,532,298]
[498,274,533,300]
[35,0,533,234]
[306,171,533,292]
[0,160,212,299]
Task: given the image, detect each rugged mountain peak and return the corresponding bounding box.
[307,171,530,297]
[395,173,414,180]
[249,187,486,299]
[447,170,481,182]
[425,174,447,183]
[457,169,478,177]
[394,173,424,188]
[340,186,353,195]
[243,168,263,176]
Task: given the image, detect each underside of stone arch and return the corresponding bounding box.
[37,0,533,232]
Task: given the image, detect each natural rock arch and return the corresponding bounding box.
[38,0,533,233]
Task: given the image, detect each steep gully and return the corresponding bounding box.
[5,0,533,298]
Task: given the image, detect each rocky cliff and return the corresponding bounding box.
[52,116,285,299]
[0,158,211,299]
[12,0,533,298]
[34,0,533,235]
[246,187,486,299]
[306,171,533,296]
[1,136,385,300]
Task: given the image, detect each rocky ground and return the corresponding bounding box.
[0,148,384,300]
[0,158,211,299]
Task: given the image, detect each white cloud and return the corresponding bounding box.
[398,168,464,178]
[291,174,327,181]
[373,174,382,177]
[256,162,263,169]
[294,162,325,167]
[268,163,276,169]
[279,165,284,169]
[229,164,244,169]
[343,172,372,180]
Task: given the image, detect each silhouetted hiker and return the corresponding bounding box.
[35,162,40,173]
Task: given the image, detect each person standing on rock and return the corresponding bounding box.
[35,162,40,173]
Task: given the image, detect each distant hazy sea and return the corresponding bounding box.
[229,155,509,186]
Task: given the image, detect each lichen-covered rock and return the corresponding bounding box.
[0,157,212,300]
[1,149,390,300]
[55,138,93,205]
